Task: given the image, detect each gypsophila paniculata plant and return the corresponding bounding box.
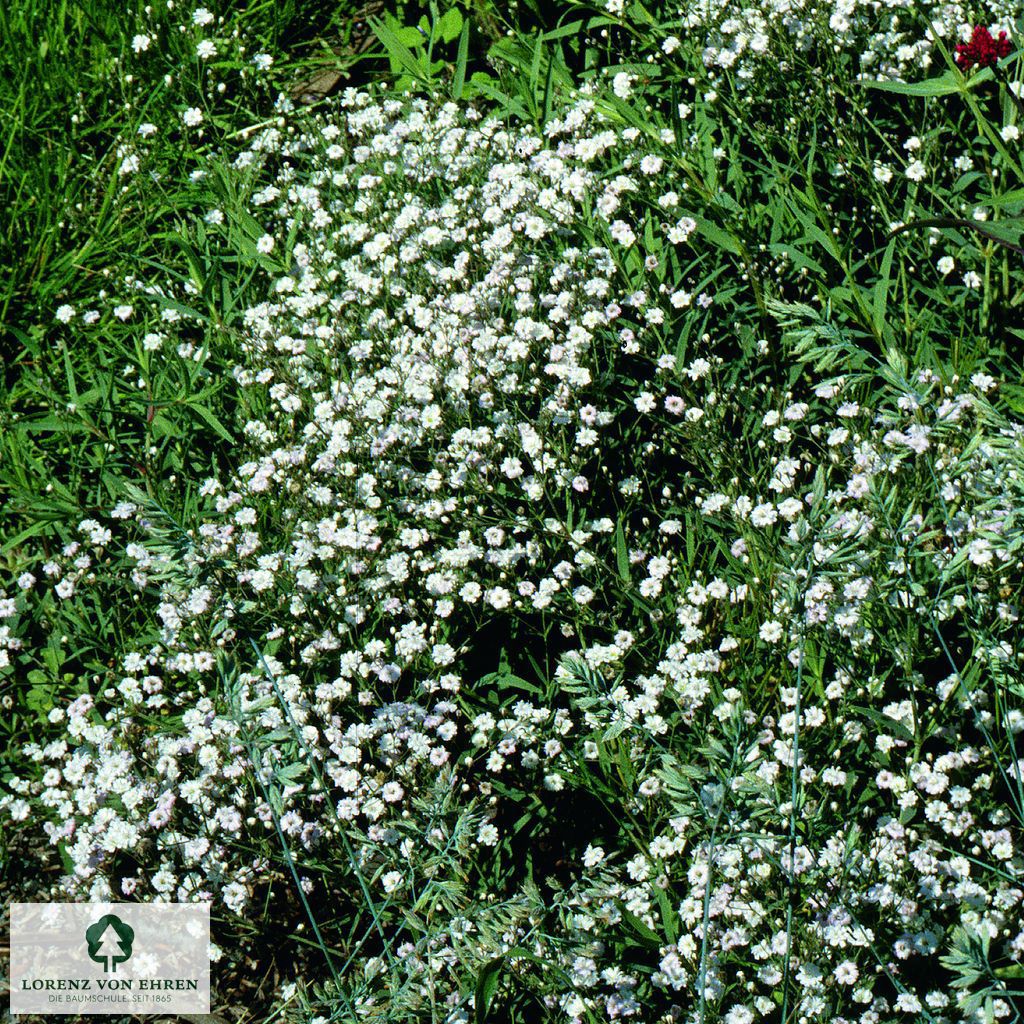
[4,2,1024,1022]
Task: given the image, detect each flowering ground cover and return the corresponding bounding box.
[2,1,1024,1022]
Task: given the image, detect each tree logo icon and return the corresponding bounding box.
[85,914,135,973]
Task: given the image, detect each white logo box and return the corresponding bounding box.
[11,902,210,1016]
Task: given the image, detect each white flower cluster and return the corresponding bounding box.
[614,0,1019,83]
[5,83,1024,1023]
[5,90,692,919]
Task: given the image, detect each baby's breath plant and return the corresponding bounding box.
[4,1,1024,1022]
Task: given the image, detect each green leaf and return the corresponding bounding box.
[56,842,75,876]
[541,19,585,41]
[370,16,428,85]
[655,885,680,944]
[769,242,826,277]
[685,511,696,566]
[479,668,541,696]
[871,237,896,339]
[866,67,992,96]
[396,25,425,47]
[890,215,1024,254]
[976,187,1024,208]
[615,519,630,582]
[149,411,179,440]
[150,293,208,324]
[692,216,741,257]
[26,682,57,717]
[61,343,79,403]
[436,6,463,44]
[275,763,307,783]
[474,955,505,1024]
[603,717,630,742]
[993,965,1024,980]
[616,902,661,947]
[627,1,656,24]
[451,17,469,100]
[188,401,234,443]
[466,74,530,120]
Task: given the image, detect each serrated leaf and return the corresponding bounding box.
[475,955,505,1024]
[187,401,234,443]
[26,684,57,716]
[437,6,463,44]
[693,216,741,256]
[866,68,991,96]
[603,717,630,741]
[370,16,428,84]
[276,763,308,783]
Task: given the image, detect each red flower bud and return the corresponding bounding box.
[955,25,1013,70]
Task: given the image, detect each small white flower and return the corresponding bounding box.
[968,538,993,566]
[759,620,784,643]
[724,1008,754,1024]
[612,72,633,98]
[640,154,663,175]
[638,777,661,796]
[256,234,275,254]
[421,405,442,430]
[610,220,636,246]
[668,216,697,244]
[196,39,217,59]
[192,7,214,26]
[937,255,955,275]
[381,870,403,893]
[582,844,605,868]
[7,799,30,821]
[905,160,927,182]
[1001,124,1020,142]
[183,107,204,127]
[55,304,76,323]
[132,34,151,53]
